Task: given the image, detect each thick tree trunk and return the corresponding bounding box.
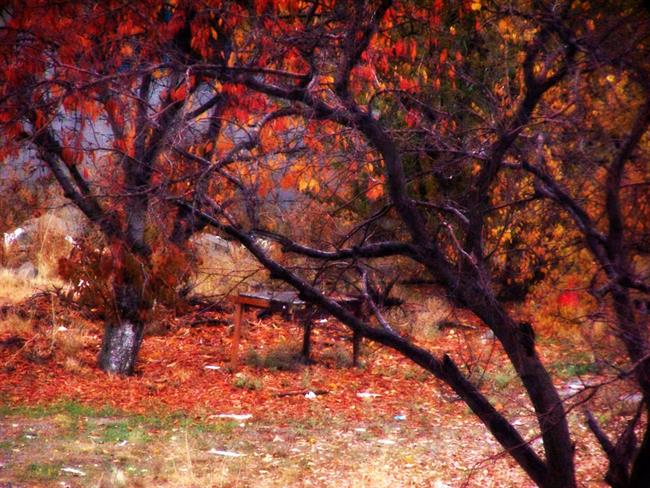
[98,319,145,375]
[462,284,577,488]
[628,405,650,488]
[98,277,146,375]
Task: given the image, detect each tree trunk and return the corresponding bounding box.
[629,407,650,488]
[98,277,146,375]
[98,319,145,375]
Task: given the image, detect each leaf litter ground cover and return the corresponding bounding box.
[0,293,624,486]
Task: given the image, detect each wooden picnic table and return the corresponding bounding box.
[229,290,363,368]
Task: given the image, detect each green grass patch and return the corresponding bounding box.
[493,371,514,389]
[483,364,517,390]
[128,411,185,430]
[21,462,63,481]
[100,421,150,444]
[0,399,198,430]
[550,353,600,378]
[286,416,320,437]
[0,399,119,419]
[203,420,239,435]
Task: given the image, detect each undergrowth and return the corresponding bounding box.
[245,341,306,371]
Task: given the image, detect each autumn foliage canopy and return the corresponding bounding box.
[1,1,650,487]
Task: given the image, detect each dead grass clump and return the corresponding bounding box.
[54,327,88,359]
[1,291,92,368]
[34,235,73,280]
[0,268,65,305]
[233,372,263,390]
[63,356,84,374]
[245,341,305,371]
[320,345,353,369]
[0,311,35,337]
[144,319,172,337]
[3,210,79,276]
[388,294,454,341]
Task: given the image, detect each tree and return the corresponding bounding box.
[0,0,236,374]
[1,1,649,487]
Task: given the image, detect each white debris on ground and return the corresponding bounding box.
[210,413,253,421]
[208,449,245,457]
[356,392,381,398]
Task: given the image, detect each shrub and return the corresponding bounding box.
[233,373,263,390]
[244,342,305,371]
[320,345,353,369]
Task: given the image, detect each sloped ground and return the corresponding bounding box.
[0,400,533,488]
[0,292,626,487]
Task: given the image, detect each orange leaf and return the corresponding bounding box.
[61,147,75,166]
[171,84,187,102]
[280,172,298,190]
[366,176,384,200]
[34,110,46,129]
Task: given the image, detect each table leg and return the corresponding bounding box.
[301,308,314,362]
[352,301,363,367]
[230,302,243,369]
[352,330,361,367]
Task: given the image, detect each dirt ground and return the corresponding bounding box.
[0,292,624,487]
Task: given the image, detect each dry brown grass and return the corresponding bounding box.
[0,208,80,304]
[0,291,90,370]
[62,356,83,374]
[1,210,71,305]
[0,269,64,305]
[3,210,77,272]
[0,311,34,337]
[386,289,455,341]
[54,326,88,358]
[189,236,274,299]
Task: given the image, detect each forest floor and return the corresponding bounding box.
[0,288,630,487]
